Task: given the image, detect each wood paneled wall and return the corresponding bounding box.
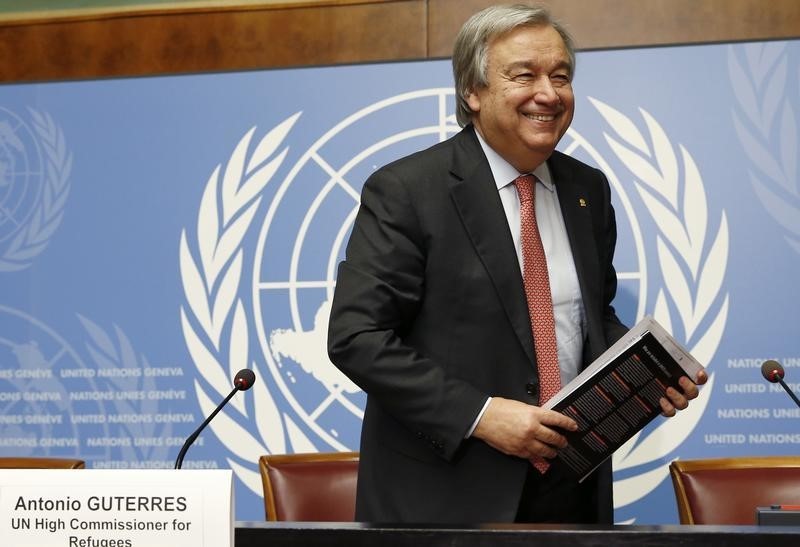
[1,0,799,83]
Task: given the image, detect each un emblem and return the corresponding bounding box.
[0,108,71,271]
[0,306,108,460]
[728,42,800,254]
[180,88,728,516]
[255,89,465,451]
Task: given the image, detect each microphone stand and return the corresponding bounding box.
[776,377,800,409]
[174,385,239,470]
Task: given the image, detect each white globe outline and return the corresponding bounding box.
[0,108,44,243]
[251,88,647,451]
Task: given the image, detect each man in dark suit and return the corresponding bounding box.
[328,4,706,524]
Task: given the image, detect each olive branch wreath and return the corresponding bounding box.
[0,109,71,271]
[179,113,302,494]
[79,315,172,465]
[728,42,800,253]
[587,98,729,514]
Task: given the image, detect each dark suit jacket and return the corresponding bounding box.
[328,125,628,524]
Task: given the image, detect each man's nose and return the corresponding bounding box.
[533,77,560,105]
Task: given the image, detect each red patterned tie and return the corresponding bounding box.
[514,174,561,473]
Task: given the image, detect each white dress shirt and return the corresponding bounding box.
[467,131,587,437]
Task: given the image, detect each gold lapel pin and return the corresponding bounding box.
[579,198,588,207]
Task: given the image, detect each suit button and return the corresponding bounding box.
[526,382,539,397]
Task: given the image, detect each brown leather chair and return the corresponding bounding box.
[259,451,358,521]
[669,456,800,524]
[0,457,85,469]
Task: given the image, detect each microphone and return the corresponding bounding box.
[761,360,800,409]
[174,368,256,469]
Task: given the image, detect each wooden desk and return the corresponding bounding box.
[235,521,800,547]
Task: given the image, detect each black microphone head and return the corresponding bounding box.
[761,360,785,383]
[234,368,256,391]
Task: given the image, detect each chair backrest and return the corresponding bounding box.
[0,457,85,469]
[669,456,800,524]
[258,452,358,521]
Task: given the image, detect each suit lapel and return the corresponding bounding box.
[549,154,604,350]
[447,128,536,364]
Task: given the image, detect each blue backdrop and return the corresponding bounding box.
[1,38,798,523]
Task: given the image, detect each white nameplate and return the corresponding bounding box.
[0,469,233,547]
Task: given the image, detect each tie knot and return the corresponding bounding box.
[513,174,535,204]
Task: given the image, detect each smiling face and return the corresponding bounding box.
[466,24,574,173]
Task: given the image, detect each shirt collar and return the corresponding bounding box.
[473,128,555,193]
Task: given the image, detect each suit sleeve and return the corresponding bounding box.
[327,167,487,460]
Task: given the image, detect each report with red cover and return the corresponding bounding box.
[543,316,705,481]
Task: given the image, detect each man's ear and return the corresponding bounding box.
[465,89,481,113]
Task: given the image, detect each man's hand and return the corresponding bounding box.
[660,369,709,417]
[471,397,578,460]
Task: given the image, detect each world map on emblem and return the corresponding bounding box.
[251,89,647,452]
[0,108,43,244]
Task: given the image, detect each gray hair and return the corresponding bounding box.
[452,4,576,127]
